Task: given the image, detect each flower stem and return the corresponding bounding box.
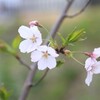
[71,56,85,67]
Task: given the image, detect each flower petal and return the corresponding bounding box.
[85,71,93,86]
[18,26,33,39]
[38,58,48,70]
[26,43,38,53]
[46,56,57,69]
[30,26,42,36]
[93,61,100,74]
[19,40,38,53]
[93,47,100,58]
[31,51,42,62]
[85,58,97,71]
[19,40,32,53]
[48,47,59,57]
[35,36,42,45]
[38,56,56,70]
[37,45,48,52]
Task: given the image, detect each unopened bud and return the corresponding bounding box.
[64,50,71,56]
[29,20,42,27]
[84,52,95,58]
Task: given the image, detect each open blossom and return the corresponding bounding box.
[85,47,100,86]
[31,45,59,70]
[18,25,42,53]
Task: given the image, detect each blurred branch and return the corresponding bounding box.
[33,68,49,87]
[18,0,91,100]
[65,0,92,18]
[15,55,31,70]
[19,63,37,100]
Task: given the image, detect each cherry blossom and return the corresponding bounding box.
[18,25,42,53]
[85,47,100,86]
[31,45,59,70]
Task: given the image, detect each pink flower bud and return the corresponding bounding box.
[29,20,42,27]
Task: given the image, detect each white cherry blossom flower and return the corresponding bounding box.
[31,45,59,70]
[85,47,100,86]
[18,25,42,53]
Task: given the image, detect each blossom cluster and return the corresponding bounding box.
[18,21,59,70]
[18,21,100,86]
[85,48,100,86]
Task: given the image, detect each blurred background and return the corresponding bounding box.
[0,0,100,100]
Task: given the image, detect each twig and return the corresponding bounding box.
[18,0,91,100]
[65,0,92,18]
[15,55,31,70]
[44,0,74,44]
[18,63,37,100]
[33,68,49,86]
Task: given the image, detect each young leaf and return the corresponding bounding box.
[66,29,85,44]
[0,40,16,55]
[0,86,10,100]
[56,60,64,68]
[58,33,66,45]
[49,38,58,49]
[12,35,21,49]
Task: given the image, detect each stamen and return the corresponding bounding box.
[30,35,37,42]
[43,51,48,58]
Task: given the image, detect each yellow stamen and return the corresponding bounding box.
[43,51,48,58]
[30,35,36,42]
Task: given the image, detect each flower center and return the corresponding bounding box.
[30,35,37,42]
[43,51,49,58]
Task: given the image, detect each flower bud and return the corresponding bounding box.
[29,20,42,27]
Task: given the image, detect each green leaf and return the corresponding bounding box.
[0,40,16,55]
[66,29,85,44]
[49,38,58,48]
[56,60,64,68]
[58,33,66,46]
[12,35,21,49]
[0,86,10,100]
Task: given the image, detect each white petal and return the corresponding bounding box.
[48,47,59,57]
[35,36,42,45]
[18,26,33,39]
[31,51,42,62]
[30,26,42,36]
[85,71,93,86]
[93,47,100,58]
[26,43,38,53]
[46,56,57,69]
[19,40,32,53]
[37,45,48,52]
[93,61,100,74]
[38,58,48,70]
[38,56,56,70]
[85,58,97,71]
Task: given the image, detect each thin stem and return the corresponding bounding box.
[41,25,50,34]
[15,55,31,70]
[71,56,85,67]
[18,63,37,100]
[33,68,49,86]
[65,0,92,18]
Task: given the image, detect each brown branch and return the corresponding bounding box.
[18,63,37,100]
[33,68,49,87]
[18,0,90,100]
[65,0,92,18]
[15,55,31,70]
[44,0,74,44]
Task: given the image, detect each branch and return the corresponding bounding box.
[18,0,90,100]
[18,63,37,100]
[33,68,49,86]
[65,0,91,18]
[15,55,31,70]
[44,0,74,44]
